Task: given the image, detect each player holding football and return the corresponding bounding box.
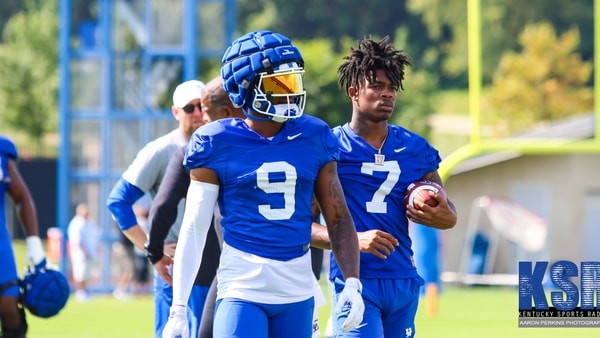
[106,79,210,338]
[162,30,364,338]
[0,135,46,338]
[312,37,457,337]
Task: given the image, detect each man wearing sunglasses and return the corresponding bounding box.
[107,79,209,338]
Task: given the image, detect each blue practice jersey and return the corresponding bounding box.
[329,123,441,280]
[0,135,18,235]
[184,115,339,261]
[0,135,19,289]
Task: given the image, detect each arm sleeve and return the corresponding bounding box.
[147,149,190,252]
[106,178,145,231]
[172,180,219,307]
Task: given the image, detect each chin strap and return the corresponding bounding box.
[242,106,273,122]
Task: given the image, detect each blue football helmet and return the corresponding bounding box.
[21,259,70,318]
[221,30,306,122]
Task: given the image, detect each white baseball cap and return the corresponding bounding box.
[172,80,205,108]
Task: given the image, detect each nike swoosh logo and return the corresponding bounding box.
[287,133,302,140]
[394,147,407,153]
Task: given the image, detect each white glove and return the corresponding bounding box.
[334,277,365,332]
[26,236,46,266]
[162,306,189,338]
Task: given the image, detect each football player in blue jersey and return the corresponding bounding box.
[106,79,211,338]
[312,37,457,337]
[162,30,364,338]
[0,135,46,338]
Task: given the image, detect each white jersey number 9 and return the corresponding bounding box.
[256,161,297,220]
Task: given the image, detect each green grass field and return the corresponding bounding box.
[12,241,600,337]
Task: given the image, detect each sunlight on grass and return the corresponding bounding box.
[28,294,154,338]
[12,240,599,338]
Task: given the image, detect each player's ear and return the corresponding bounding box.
[347,86,358,101]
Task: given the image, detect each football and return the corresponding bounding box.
[404,180,443,208]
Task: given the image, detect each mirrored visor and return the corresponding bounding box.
[260,72,304,95]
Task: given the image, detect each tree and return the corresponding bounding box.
[237,0,431,53]
[485,22,593,136]
[390,28,440,139]
[0,0,59,147]
[293,38,351,127]
[407,0,468,87]
[407,0,594,88]
[0,0,25,43]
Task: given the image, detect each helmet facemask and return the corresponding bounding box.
[250,62,306,123]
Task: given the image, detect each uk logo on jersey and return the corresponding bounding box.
[405,327,413,337]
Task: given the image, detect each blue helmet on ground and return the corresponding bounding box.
[221,30,306,122]
[21,259,70,318]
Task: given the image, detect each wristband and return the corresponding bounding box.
[144,241,163,264]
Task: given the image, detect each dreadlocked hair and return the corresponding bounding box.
[338,36,412,94]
